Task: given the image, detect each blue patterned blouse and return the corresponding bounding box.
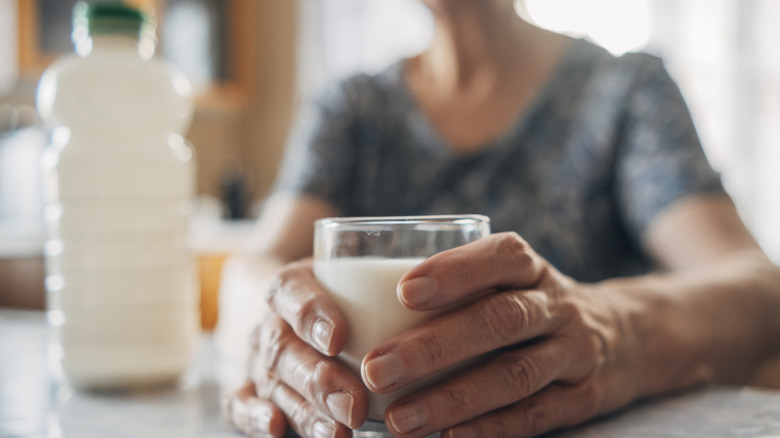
[274,39,724,282]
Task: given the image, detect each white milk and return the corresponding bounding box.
[314,257,434,420]
[37,5,197,390]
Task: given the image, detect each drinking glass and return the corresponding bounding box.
[313,215,491,437]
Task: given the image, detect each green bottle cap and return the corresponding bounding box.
[72,2,155,40]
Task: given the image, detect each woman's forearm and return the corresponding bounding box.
[595,249,780,400]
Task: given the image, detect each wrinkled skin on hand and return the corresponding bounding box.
[225,233,639,438]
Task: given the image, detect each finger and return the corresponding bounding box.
[255,368,355,438]
[442,381,603,438]
[265,259,348,356]
[398,232,551,310]
[223,381,287,438]
[383,338,576,437]
[362,288,564,393]
[252,313,368,428]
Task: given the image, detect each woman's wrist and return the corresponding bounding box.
[590,254,780,401]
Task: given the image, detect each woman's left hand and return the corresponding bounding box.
[361,232,639,438]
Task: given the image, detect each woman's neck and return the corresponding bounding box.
[418,1,540,92]
[405,1,572,152]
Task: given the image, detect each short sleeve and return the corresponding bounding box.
[272,79,361,214]
[616,56,725,240]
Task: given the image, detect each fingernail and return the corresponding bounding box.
[249,409,272,435]
[312,319,333,353]
[313,420,337,438]
[326,391,354,426]
[389,402,428,434]
[364,353,402,390]
[399,276,434,307]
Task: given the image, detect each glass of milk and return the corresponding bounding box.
[313,215,491,436]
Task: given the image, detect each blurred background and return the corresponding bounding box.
[0,0,778,311]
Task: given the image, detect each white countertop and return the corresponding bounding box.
[2,308,780,438]
[0,309,245,438]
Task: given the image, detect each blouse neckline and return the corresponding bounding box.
[392,38,592,159]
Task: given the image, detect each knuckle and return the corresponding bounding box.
[270,281,320,342]
[265,263,309,308]
[497,352,540,401]
[480,292,529,345]
[558,298,580,321]
[439,382,472,417]
[302,360,330,402]
[265,268,290,306]
[585,332,607,370]
[286,400,309,429]
[521,397,549,437]
[253,369,279,399]
[258,318,289,370]
[296,295,318,324]
[561,304,608,375]
[415,328,448,369]
[485,414,513,438]
[563,298,587,324]
[288,401,329,438]
[497,233,533,269]
[557,298,591,335]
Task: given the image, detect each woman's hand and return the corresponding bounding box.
[361,232,640,437]
[223,201,780,437]
[224,259,370,438]
[224,233,637,438]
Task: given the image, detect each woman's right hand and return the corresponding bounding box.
[223,259,369,438]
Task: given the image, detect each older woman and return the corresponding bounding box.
[223,0,780,437]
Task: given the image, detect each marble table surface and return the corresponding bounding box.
[2,308,780,438]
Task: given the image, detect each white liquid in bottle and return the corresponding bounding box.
[37,4,198,389]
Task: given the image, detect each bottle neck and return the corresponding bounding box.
[77,34,153,57]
